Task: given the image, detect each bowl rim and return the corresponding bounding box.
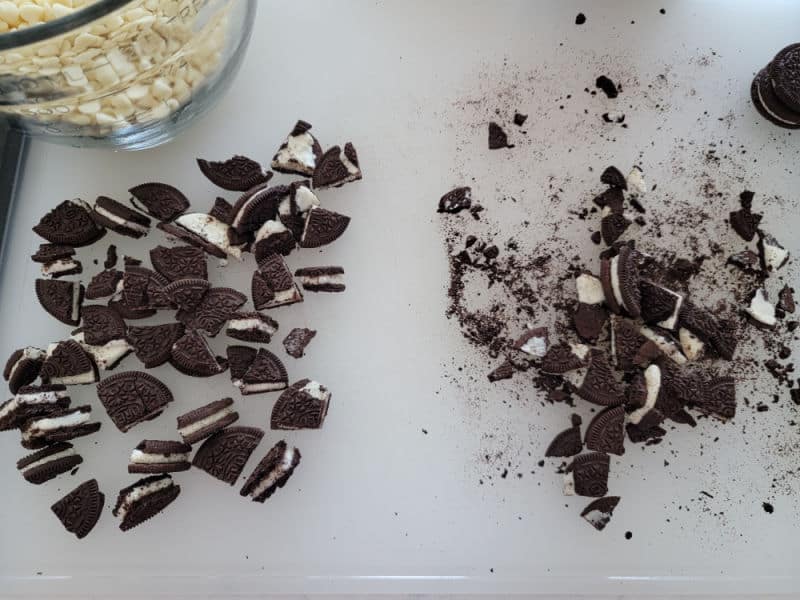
[0,0,135,52]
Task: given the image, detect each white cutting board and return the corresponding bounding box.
[1,0,799,596]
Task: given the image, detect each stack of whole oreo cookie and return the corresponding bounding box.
[751,43,800,129]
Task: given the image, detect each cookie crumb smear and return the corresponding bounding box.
[3,120,362,537]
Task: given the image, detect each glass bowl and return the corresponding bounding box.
[0,0,256,150]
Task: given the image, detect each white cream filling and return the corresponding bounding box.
[628,364,661,425]
[563,471,575,496]
[562,367,588,390]
[175,213,242,259]
[228,317,277,334]
[569,343,590,361]
[757,81,798,125]
[582,507,613,529]
[130,449,189,464]
[8,347,44,382]
[300,274,344,286]
[678,327,705,361]
[301,380,329,401]
[273,132,317,171]
[249,447,296,498]
[72,332,132,370]
[576,273,605,305]
[116,477,172,521]
[95,205,148,234]
[71,283,81,322]
[240,381,287,394]
[267,287,301,306]
[762,239,789,271]
[746,288,776,327]
[1,390,65,420]
[657,292,683,331]
[517,329,547,358]
[626,166,646,197]
[639,326,687,365]
[41,259,79,277]
[610,256,625,309]
[21,447,76,472]
[255,219,288,242]
[179,407,234,438]
[292,186,319,213]
[24,410,90,440]
[339,148,360,177]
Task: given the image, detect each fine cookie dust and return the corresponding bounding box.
[4,121,363,536]
[0,1,230,134]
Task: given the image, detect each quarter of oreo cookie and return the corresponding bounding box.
[235,348,288,395]
[40,340,98,386]
[158,214,245,259]
[271,379,331,430]
[163,278,210,312]
[192,426,264,485]
[299,206,351,248]
[177,397,239,445]
[283,327,316,358]
[31,243,74,263]
[312,143,362,188]
[122,267,150,308]
[254,254,303,309]
[18,441,82,484]
[778,284,796,314]
[279,181,320,238]
[271,120,323,176]
[0,384,70,430]
[580,496,620,531]
[592,187,624,212]
[86,269,123,300]
[92,196,151,238]
[4,346,45,394]
[584,405,625,455]
[51,479,104,539]
[127,322,186,368]
[226,312,279,344]
[176,287,247,336]
[231,185,290,235]
[36,279,83,326]
[253,220,296,259]
[563,452,610,497]
[540,342,590,374]
[113,474,180,531]
[128,440,192,474]
[170,330,227,377]
[70,330,133,371]
[129,182,190,221]
[240,440,301,503]
[729,200,763,242]
[768,44,800,113]
[96,371,174,432]
[544,414,583,457]
[81,304,127,345]
[150,245,208,281]
[197,155,271,191]
[294,266,345,292]
[21,405,101,449]
[33,199,105,247]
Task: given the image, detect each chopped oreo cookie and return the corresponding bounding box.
[209,197,235,224]
[158,214,245,260]
[757,231,789,272]
[170,330,227,377]
[564,452,610,497]
[40,257,82,279]
[744,288,776,329]
[33,199,105,247]
[234,347,288,395]
[600,245,640,317]
[128,440,192,474]
[626,166,646,198]
[226,312,279,344]
[294,266,345,292]
[300,206,350,248]
[97,371,174,432]
[611,317,648,370]
[81,304,127,345]
[544,414,583,457]
[163,278,210,312]
[240,440,301,503]
[227,345,257,382]
[40,340,98,386]
[86,269,123,300]
[600,166,627,189]
[192,426,264,485]
[639,280,683,330]
[580,496,620,531]
[51,479,104,539]
[0,384,70,431]
[253,254,303,309]
[31,243,74,263]
[678,327,705,361]
[113,474,180,531]
[271,120,323,176]
[253,220,296,259]
[513,326,549,358]
[312,143,362,188]
[282,327,317,358]
[778,285,796,314]
[150,245,208,281]
[127,322,185,368]
[271,379,331,430]
[729,198,762,242]
[176,287,247,336]
[21,405,101,449]
[70,330,133,371]
[91,196,151,238]
[487,360,514,382]
[129,183,190,221]
[678,301,736,360]
[568,350,624,406]
[438,187,472,214]
[18,441,82,484]
[592,187,624,212]
[4,346,45,394]
[36,279,83,326]
[488,122,513,149]
[751,67,800,129]
[540,342,590,374]
[279,181,320,238]
[197,155,271,191]
[584,405,625,455]
[231,184,290,235]
[691,375,736,421]
[177,397,239,445]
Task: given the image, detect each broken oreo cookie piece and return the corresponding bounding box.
[253,220,296,259]
[540,342,590,374]
[438,187,472,214]
[600,245,641,317]
[40,340,98,386]
[159,214,245,260]
[127,323,185,369]
[176,287,247,337]
[163,278,210,312]
[171,330,227,377]
[192,426,264,485]
[584,405,625,455]
[4,346,45,394]
[253,254,303,309]
[300,206,350,248]
[177,397,239,445]
[150,245,208,281]
[92,196,151,239]
[513,326,549,358]
[0,384,70,431]
[36,279,83,326]
[128,440,192,474]
[240,440,301,503]
[129,183,190,221]
[33,199,105,247]
[70,330,133,371]
[757,231,789,272]
[580,496,620,531]
[545,413,583,457]
[271,379,331,430]
[31,243,74,263]
[294,266,346,292]
[51,479,104,539]
[282,328,317,358]
[234,347,288,395]
[639,280,683,330]
[312,143,362,189]
[97,371,174,432]
[86,269,123,300]
[564,452,610,497]
[488,122,513,149]
[18,441,82,485]
[271,120,323,176]
[197,155,271,191]
[21,405,101,449]
[113,474,180,531]
[744,288,776,329]
[226,312,279,344]
[600,166,627,189]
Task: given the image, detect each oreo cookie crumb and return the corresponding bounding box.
[595,76,619,99]
[763,502,774,514]
[625,531,633,540]
[575,13,586,25]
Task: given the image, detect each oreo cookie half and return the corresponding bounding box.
[21,405,101,449]
[0,384,70,431]
[240,440,301,503]
[33,199,105,247]
[584,405,625,455]
[271,379,331,430]
[18,441,82,484]
[36,279,84,326]
[129,182,190,221]
[254,254,303,309]
[299,206,351,248]
[198,155,271,191]
[544,413,583,457]
[97,371,174,432]
[150,245,208,281]
[31,243,74,263]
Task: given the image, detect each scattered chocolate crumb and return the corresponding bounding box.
[422,428,428,435]
[513,112,528,126]
[591,231,602,245]
[104,245,118,269]
[625,531,633,539]
[575,12,586,25]
[763,502,774,514]
[659,8,666,14]
[595,76,619,99]
[488,122,513,149]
